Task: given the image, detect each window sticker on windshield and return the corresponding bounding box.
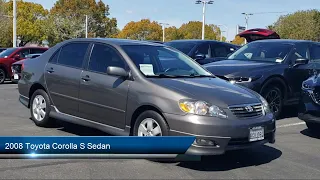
[139,64,155,75]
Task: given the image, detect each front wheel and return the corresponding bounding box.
[30,89,53,127]
[262,86,283,119]
[133,110,169,136]
[0,68,6,84]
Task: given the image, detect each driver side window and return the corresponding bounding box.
[194,43,210,58]
[290,46,308,63]
[16,49,30,59]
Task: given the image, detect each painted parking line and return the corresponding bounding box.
[277,122,306,128]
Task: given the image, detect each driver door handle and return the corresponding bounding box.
[81,75,91,81]
[46,68,54,73]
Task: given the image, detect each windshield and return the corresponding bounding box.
[0,48,17,58]
[121,45,212,77]
[164,42,196,55]
[228,42,293,63]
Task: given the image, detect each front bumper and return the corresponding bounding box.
[298,91,320,123]
[165,113,276,155]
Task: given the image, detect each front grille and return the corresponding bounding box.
[12,64,22,73]
[229,103,264,119]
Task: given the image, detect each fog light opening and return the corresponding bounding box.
[193,138,219,147]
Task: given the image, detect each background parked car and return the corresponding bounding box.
[204,39,320,118]
[165,40,240,65]
[0,47,48,84]
[298,74,320,132]
[0,48,7,53]
[11,53,44,83]
[238,28,281,43]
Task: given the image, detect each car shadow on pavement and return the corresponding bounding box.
[300,129,320,139]
[279,105,298,119]
[56,120,111,136]
[177,145,282,171]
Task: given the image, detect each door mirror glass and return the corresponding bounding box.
[107,66,129,77]
[195,54,206,61]
[294,58,309,67]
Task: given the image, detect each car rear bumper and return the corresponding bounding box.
[165,113,276,155]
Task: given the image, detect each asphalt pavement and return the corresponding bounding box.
[0,83,320,179]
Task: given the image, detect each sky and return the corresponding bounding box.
[26,0,320,41]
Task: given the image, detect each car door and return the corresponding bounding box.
[284,43,316,98]
[44,42,90,116]
[78,43,129,129]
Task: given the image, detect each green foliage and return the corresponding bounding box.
[117,19,162,41]
[270,10,320,41]
[178,21,220,40]
[0,0,11,47]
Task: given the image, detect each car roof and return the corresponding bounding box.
[165,39,238,46]
[62,38,166,47]
[251,39,316,44]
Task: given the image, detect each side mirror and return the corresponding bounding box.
[294,58,309,67]
[195,54,206,61]
[107,66,129,77]
[13,54,20,60]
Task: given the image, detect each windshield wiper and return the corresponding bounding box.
[189,74,215,78]
[145,74,177,78]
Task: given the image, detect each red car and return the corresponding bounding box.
[0,47,48,84]
[237,28,280,43]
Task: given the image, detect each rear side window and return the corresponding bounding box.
[30,48,47,54]
[88,44,126,73]
[58,43,90,68]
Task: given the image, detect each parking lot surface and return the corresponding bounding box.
[0,83,320,179]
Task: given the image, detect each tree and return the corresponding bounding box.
[165,26,183,41]
[47,0,118,46]
[117,19,162,41]
[231,36,245,45]
[270,10,320,41]
[178,21,221,40]
[0,0,11,47]
[5,0,48,46]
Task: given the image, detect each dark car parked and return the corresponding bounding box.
[0,47,48,84]
[165,40,240,65]
[204,39,320,118]
[18,38,275,156]
[298,74,320,131]
[0,48,7,53]
[11,53,44,83]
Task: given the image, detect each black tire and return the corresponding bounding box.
[133,110,169,136]
[30,89,53,127]
[306,122,320,132]
[261,86,283,119]
[0,68,6,84]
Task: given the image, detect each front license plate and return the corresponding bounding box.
[249,126,264,142]
[14,74,19,80]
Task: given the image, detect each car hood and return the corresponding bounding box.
[203,59,277,77]
[150,77,260,108]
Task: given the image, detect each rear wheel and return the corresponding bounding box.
[306,122,320,132]
[262,86,283,119]
[133,110,169,136]
[0,68,6,84]
[30,89,53,127]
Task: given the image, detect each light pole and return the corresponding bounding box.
[159,23,169,42]
[217,24,228,42]
[195,0,214,40]
[13,0,17,47]
[85,15,88,38]
[241,12,253,30]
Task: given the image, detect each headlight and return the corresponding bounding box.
[259,95,271,114]
[179,100,227,118]
[229,75,262,84]
[302,81,313,90]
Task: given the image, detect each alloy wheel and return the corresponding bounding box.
[265,89,281,114]
[0,69,5,83]
[138,118,162,136]
[32,95,47,121]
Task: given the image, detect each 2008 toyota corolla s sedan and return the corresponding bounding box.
[18,38,275,155]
